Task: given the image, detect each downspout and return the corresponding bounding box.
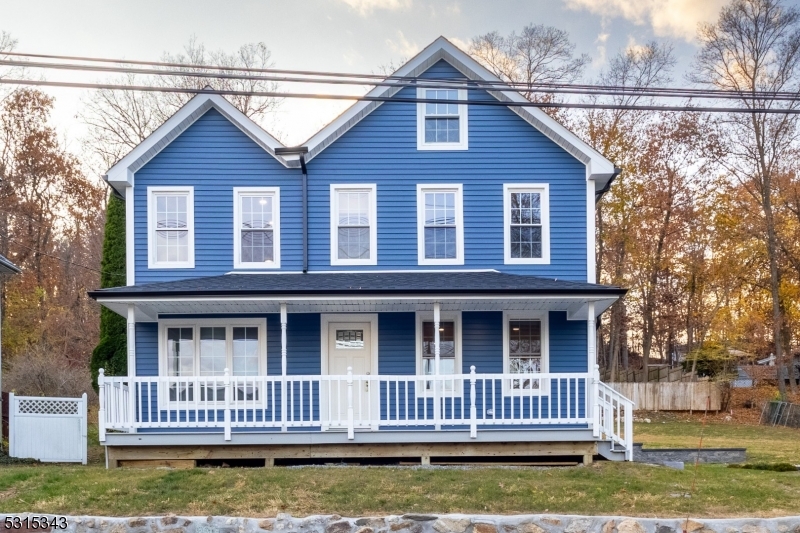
[595,167,623,203]
[275,147,310,272]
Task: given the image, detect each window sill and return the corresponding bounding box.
[417,141,469,151]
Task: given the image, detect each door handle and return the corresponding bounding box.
[365,372,370,392]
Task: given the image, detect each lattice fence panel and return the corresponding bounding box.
[17,398,80,416]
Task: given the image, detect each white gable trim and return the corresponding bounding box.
[302,37,616,190]
[105,92,288,197]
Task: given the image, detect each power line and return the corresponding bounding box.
[3,52,800,104]
[3,78,800,114]
[5,236,116,277]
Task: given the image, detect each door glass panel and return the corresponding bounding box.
[335,329,364,349]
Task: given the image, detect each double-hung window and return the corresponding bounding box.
[160,319,266,404]
[416,311,462,394]
[503,184,550,264]
[417,184,464,265]
[330,184,377,266]
[417,88,468,150]
[233,187,280,269]
[148,187,194,268]
[503,312,548,393]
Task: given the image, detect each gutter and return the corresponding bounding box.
[595,167,623,203]
[275,147,310,273]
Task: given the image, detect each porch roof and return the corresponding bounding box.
[90,271,625,298]
[90,271,625,321]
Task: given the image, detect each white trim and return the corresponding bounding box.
[147,186,195,269]
[106,93,287,192]
[502,310,549,395]
[416,184,465,266]
[329,184,378,266]
[503,183,551,265]
[232,187,281,270]
[301,37,615,189]
[414,310,463,397]
[125,186,135,286]
[586,170,596,283]
[416,88,468,151]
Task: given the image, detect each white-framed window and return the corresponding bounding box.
[158,318,267,405]
[147,186,195,269]
[502,311,549,394]
[416,184,464,265]
[417,88,468,150]
[330,184,378,266]
[503,184,550,264]
[233,187,280,269]
[415,311,462,395]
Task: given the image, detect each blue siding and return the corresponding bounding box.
[135,322,158,377]
[549,312,588,372]
[377,312,416,375]
[133,109,302,283]
[462,312,503,373]
[307,60,588,279]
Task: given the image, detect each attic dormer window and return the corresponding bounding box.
[417,88,468,150]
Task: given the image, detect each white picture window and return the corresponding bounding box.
[330,184,377,266]
[147,187,194,268]
[417,88,468,150]
[417,184,464,265]
[415,311,462,395]
[503,184,550,264]
[160,319,266,404]
[503,311,549,394]
[233,187,280,269]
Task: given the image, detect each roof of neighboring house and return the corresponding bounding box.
[0,254,21,275]
[104,37,616,197]
[89,271,626,299]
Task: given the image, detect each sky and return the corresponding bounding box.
[1,0,732,166]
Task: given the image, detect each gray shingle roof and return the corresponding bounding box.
[90,271,626,299]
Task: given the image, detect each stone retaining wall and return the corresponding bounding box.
[632,443,747,465]
[4,513,799,533]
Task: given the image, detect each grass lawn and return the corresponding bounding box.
[0,417,797,518]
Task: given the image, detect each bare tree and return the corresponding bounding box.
[470,25,590,102]
[81,38,282,172]
[691,0,800,397]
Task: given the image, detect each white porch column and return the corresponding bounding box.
[127,305,136,377]
[433,301,441,430]
[587,301,597,372]
[588,301,600,437]
[280,303,287,432]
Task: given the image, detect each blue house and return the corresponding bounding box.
[91,37,633,468]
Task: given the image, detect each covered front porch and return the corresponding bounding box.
[91,271,633,463]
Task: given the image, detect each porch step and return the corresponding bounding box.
[597,441,628,462]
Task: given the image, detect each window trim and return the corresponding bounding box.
[416,184,465,266]
[233,187,281,270]
[329,184,378,266]
[416,88,469,151]
[503,183,551,265]
[147,186,195,269]
[502,310,549,396]
[414,310,463,397]
[157,318,267,406]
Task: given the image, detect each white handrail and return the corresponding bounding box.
[596,381,634,460]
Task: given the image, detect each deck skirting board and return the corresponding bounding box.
[106,440,598,468]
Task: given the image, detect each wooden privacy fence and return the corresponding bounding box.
[608,382,720,411]
[603,367,695,383]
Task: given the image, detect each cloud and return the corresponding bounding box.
[447,37,471,53]
[337,0,412,16]
[563,0,727,41]
[386,31,420,58]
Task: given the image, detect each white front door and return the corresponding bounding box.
[325,320,374,429]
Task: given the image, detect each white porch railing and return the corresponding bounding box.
[98,368,633,457]
[596,381,634,460]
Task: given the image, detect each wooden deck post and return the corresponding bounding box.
[433,302,441,430]
[223,368,231,441]
[280,303,287,432]
[346,366,354,440]
[98,369,106,442]
[469,365,477,438]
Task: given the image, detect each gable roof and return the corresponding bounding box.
[302,36,616,190]
[105,37,617,196]
[104,91,288,197]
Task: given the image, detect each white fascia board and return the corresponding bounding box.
[302,36,616,189]
[105,92,289,196]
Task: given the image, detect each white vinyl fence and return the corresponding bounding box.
[9,393,87,464]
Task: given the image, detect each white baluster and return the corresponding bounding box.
[347,366,355,440]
